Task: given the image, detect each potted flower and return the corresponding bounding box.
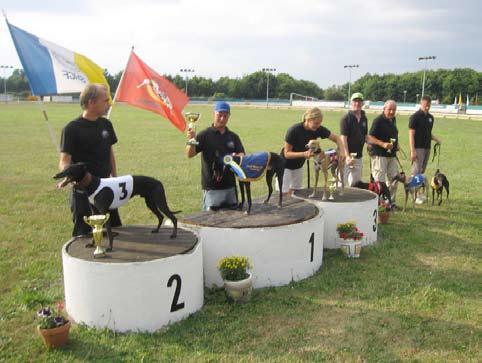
[217,256,252,302]
[336,221,364,258]
[36,303,71,349]
[378,200,391,224]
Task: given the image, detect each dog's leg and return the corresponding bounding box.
[445,182,450,205]
[238,181,246,211]
[264,169,275,204]
[322,168,328,201]
[145,197,164,233]
[309,169,319,198]
[151,184,180,238]
[106,219,114,252]
[245,182,252,214]
[403,190,409,212]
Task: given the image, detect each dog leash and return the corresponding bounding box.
[432,143,441,168]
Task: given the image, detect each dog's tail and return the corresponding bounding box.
[171,210,182,214]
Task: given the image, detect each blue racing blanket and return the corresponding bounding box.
[223,152,270,181]
[407,174,426,189]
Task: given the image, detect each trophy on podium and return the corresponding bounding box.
[185,112,201,146]
[83,214,110,258]
[328,176,337,200]
[387,138,396,153]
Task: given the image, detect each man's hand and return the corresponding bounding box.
[410,150,417,162]
[187,128,196,141]
[304,150,314,159]
[384,142,393,150]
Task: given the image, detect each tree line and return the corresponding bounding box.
[2,68,481,104]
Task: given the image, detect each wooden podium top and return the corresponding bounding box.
[66,225,198,263]
[181,196,318,228]
[294,187,377,203]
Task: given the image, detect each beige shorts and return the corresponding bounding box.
[278,167,304,193]
[371,156,399,183]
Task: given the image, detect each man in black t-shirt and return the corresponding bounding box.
[186,101,245,210]
[282,107,342,194]
[367,100,400,206]
[409,95,441,174]
[58,84,121,237]
[340,92,368,186]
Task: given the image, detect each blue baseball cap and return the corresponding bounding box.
[214,101,230,113]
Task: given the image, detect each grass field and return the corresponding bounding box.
[0,102,481,362]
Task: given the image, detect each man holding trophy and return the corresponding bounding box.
[367,100,400,209]
[186,101,245,211]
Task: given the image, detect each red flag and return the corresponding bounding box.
[116,51,188,132]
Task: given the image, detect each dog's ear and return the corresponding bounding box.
[53,170,67,179]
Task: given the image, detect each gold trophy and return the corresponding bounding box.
[387,138,396,153]
[83,213,110,258]
[185,112,201,146]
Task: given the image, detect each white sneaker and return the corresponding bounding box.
[415,197,424,205]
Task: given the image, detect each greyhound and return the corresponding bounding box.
[391,172,427,211]
[54,162,180,251]
[431,169,450,206]
[214,152,285,214]
[306,139,345,200]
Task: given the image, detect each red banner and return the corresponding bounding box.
[116,51,188,132]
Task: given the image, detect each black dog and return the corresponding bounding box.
[431,169,450,206]
[214,152,285,214]
[54,163,180,251]
[352,175,392,207]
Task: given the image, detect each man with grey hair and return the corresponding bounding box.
[58,83,122,236]
[367,100,400,208]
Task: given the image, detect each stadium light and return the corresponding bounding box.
[1,65,13,103]
[418,56,436,97]
[262,67,276,108]
[180,68,195,96]
[344,64,359,105]
[403,90,407,103]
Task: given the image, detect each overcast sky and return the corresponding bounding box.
[1,0,480,88]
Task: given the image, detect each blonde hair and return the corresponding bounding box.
[80,84,107,109]
[303,107,323,122]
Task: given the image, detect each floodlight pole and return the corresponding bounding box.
[418,56,436,97]
[344,64,359,105]
[262,67,276,108]
[403,90,407,103]
[180,68,195,96]
[1,65,13,103]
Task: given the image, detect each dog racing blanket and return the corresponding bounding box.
[224,152,271,182]
[88,175,134,209]
[407,174,426,190]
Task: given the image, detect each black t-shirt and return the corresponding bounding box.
[195,126,245,190]
[409,109,434,149]
[368,114,398,158]
[60,116,117,177]
[340,110,368,158]
[284,122,331,170]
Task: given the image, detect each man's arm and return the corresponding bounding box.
[328,133,345,158]
[110,147,117,177]
[59,152,71,171]
[409,129,416,161]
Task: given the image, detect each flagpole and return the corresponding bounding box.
[106,46,134,120]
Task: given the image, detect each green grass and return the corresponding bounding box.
[0,102,481,362]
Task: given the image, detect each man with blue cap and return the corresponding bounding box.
[186,101,245,210]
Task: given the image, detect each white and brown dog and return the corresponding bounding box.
[306,139,345,200]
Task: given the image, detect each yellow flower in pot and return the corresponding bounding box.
[217,256,252,302]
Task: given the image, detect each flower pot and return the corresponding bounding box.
[223,273,253,303]
[378,211,390,224]
[37,321,71,349]
[339,239,362,258]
